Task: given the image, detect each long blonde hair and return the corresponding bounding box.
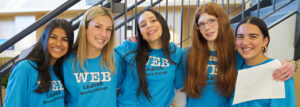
[72,6,116,73]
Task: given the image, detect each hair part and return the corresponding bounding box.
[235,16,270,51]
[185,3,236,98]
[23,18,74,93]
[72,6,116,73]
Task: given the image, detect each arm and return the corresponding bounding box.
[272,60,297,81]
[4,61,29,106]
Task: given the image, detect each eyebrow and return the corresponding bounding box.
[50,33,68,38]
[139,16,156,24]
[95,23,112,28]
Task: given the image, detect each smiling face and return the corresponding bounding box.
[48,28,69,63]
[138,11,163,46]
[197,13,219,43]
[86,15,113,51]
[236,23,269,62]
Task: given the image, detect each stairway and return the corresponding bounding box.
[231,0,298,30]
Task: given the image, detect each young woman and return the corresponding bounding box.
[232,16,296,107]
[4,19,74,107]
[115,9,183,106]
[62,6,122,107]
[182,3,296,107]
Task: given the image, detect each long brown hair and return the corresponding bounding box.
[184,3,236,98]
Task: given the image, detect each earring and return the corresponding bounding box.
[262,46,267,53]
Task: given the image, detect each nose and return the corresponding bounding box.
[242,37,250,45]
[55,38,63,47]
[146,22,153,29]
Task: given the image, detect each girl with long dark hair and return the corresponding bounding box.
[116,9,183,106]
[4,19,74,107]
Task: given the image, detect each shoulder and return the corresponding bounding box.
[15,60,36,69]
[115,41,137,57]
[10,60,36,78]
[64,53,76,62]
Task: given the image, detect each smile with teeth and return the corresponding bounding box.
[52,47,64,52]
[241,47,252,53]
[96,38,105,44]
[147,30,156,36]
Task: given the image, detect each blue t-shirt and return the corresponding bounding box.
[231,59,296,107]
[115,41,183,107]
[63,52,122,107]
[181,49,244,107]
[4,60,65,107]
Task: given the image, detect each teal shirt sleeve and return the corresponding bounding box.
[4,60,31,107]
[114,50,125,88]
[174,54,184,89]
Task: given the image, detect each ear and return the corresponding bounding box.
[263,37,269,47]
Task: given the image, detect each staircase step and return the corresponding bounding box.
[263,13,287,27]
[250,1,289,18]
[271,0,291,4]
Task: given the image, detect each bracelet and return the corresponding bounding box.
[288,60,298,72]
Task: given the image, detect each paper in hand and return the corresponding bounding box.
[232,59,285,105]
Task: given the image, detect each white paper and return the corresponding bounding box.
[232,59,285,105]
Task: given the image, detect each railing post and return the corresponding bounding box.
[226,0,229,15]
[257,0,260,17]
[124,0,128,39]
[295,0,300,60]
[166,0,168,24]
[187,0,191,38]
[273,0,276,11]
[242,0,245,20]
[180,0,184,48]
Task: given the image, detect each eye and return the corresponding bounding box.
[151,19,157,23]
[49,35,57,39]
[106,28,112,32]
[209,19,216,24]
[236,34,244,39]
[198,22,205,27]
[139,23,146,28]
[95,25,101,29]
[62,37,69,41]
[249,35,258,39]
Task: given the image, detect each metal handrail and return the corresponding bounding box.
[114,0,163,30]
[0,0,81,53]
[69,0,105,24]
[262,0,295,20]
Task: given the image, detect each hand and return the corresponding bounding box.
[272,61,296,81]
[126,35,137,42]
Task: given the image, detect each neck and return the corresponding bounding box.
[86,45,101,59]
[245,54,269,66]
[208,41,215,51]
[50,58,56,66]
[148,39,163,49]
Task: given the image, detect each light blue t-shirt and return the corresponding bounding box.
[4,60,65,107]
[231,58,296,107]
[180,49,244,107]
[63,52,122,107]
[116,41,183,107]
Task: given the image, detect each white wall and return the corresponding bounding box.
[0,15,36,57]
[266,14,296,60]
